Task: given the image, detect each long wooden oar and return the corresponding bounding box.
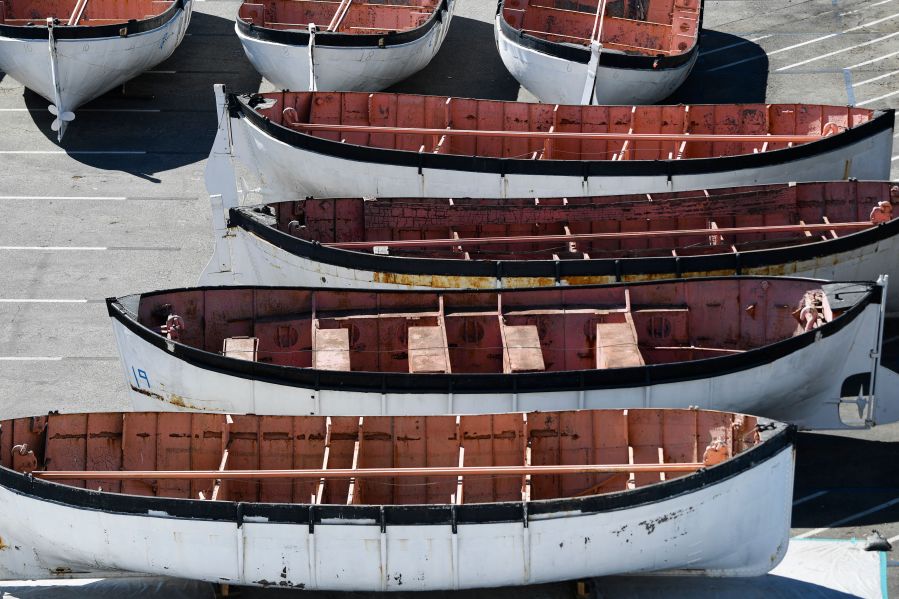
[33,462,705,481]
[324,221,871,250]
[287,122,825,143]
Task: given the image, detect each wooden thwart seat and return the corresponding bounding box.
[501,324,545,373]
[223,337,258,362]
[596,317,645,369]
[313,328,351,371]
[408,326,450,373]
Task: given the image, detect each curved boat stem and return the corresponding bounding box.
[45,18,74,141]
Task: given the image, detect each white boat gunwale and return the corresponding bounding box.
[228,92,896,178]
[236,0,451,48]
[0,412,794,527]
[0,0,187,40]
[227,186,899,283]
[494,0,702,72]
[106,277,880,395]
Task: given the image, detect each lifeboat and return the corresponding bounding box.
[495,0,702,104]
[0,0,193,140]
[106,276,898,429]
[201,181,899,309]
[208,85,895,200]
[0,408,795,587]
[235,0,453,93]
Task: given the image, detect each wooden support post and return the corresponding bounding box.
[346,417,363,505]
[210,415,232,501]
[315,417,332,504]
[521,413,531,503]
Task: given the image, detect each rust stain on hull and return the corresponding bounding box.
[130,385,203,411]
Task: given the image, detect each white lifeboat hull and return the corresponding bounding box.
[213,90,894,201]
[200,206,899,309]
[0,1,192,138]
[108,281,899,430]
[236,0,454,92]
[0,436,795,587]
[494,15,698,105]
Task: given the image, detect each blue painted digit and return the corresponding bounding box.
[132,366,151,388]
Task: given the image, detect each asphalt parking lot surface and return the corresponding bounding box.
[1,0,899,595]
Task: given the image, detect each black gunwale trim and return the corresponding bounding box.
[0,417,795,526]
[229,93,895,178]
[235,0,449,48]
[105,278,880,394]
[495,0,702,70]
[0,0,185,40]
[230,203,899,281]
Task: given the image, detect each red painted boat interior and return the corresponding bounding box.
[257,91,876,160]
[237,0,441,34]
[0,0,173,25]
[270,181,896,260]
[501,0,700,57]
[134,281,834,374]
[1,409,759,503]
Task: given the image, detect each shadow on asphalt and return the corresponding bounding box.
[791,431,899,528]
[667,30,769,104]
[23,11,261,177]
[388,15,521,101]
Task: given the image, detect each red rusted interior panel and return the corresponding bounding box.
[132,279,838,374]
[237,0,440,34]
[261,91,877,163]
[271,181,896,261]
[1,0,172,25]
[2,409,762,505]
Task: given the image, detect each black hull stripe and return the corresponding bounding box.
[495,0,703,71]
[0,420,794,526]
[236,0,449,48]
[0,0,185,40]
[105,279,879,394]
[229,93,895,178]
[231,206,899,280]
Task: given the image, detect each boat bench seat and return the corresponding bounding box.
[223,336,258,361]
[314,328,351,372]
[502,324,545,373]
[596,320,645,369]
[408,326,449,373]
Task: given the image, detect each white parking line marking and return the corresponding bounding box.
[793,490,830,506]
[857,89,899,106]
[839,0,897,16]
[0,299,88,303]
[0,246,107,250]
[853,69,899,87]
[0,108,161,113]
[777,30,899,71]
[0,151,146,155]
[846,49,899,69]
[706,10,899,72]
[0,357,63,361]
[892,155,899,161]
[794,496,899,539]
[699,35,772,57]
[0,196,126,201]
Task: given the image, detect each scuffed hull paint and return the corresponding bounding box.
[200,223,899,308]
[0,446,794,587]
